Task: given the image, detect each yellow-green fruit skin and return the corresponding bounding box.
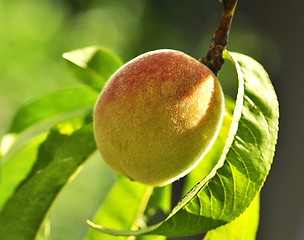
[93,49,224,186]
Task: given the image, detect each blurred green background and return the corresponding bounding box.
[0,0,303,239]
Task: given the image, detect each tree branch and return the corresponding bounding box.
[201,0,238,75]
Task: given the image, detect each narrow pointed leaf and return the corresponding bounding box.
[88,51,279,237]
[0,124,97,240]
[63,46,123,91]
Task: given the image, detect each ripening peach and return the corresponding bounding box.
[93,49,224,186]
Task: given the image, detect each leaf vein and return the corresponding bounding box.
[215,173,226,219]
[239,118,258,148]
[229,146,252,208]
[206,185,214,219]
[225,159,236,213]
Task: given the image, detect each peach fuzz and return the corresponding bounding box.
[93,49,224,186]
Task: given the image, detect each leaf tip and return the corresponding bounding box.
[86,219,100,230]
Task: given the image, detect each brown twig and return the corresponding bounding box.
[201,0,238,75]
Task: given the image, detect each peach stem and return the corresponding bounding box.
[201,0,238,75]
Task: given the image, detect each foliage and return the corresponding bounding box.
[0,46,278,240]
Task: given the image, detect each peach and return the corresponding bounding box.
[93,49,224,186]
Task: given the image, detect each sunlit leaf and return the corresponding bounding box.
[136,234,167,240]
[0,134,47,211]
[87,51,279,237]
[203,194,260,240]
[48,153,115,240]
[144,185,171,219]
[86,176,154,240]
[0,124,97,240]
[0,113,90,213]
[9,87,97,134]
[86,173,171,240]
[63,46,123,91]
[2,87,97,164]
[183,97,234,195]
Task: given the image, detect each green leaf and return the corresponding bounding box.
[0,123,97,240]
[136,234,167,240]
[183,97,234,195]
[86,176,154,240]
[203,194,260,240]
[0,114,91,214]
[1,87,98,165]
[87,51,279,237]
[136,186,171,240]
[9,87,98,134]
[0,134,47,211]
[145,185,171,218]
[63,46,123,91]
[47,153,115,240]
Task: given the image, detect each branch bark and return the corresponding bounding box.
[201,0,238,75]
